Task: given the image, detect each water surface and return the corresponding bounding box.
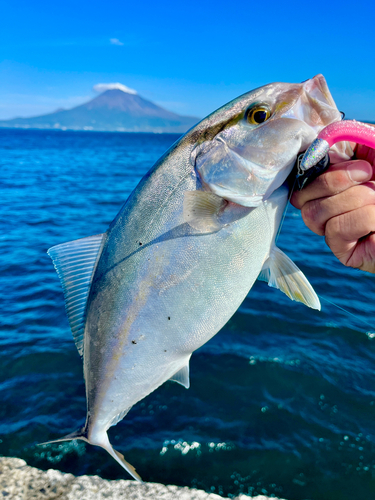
[1,128,375,499]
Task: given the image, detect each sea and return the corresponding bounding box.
[1,128,375,500]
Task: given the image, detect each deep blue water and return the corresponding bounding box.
[1,128,375,499]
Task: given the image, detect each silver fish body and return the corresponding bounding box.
[85,184,288,431]
[47,74,349,480]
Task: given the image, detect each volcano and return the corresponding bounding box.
[0,85,200,133]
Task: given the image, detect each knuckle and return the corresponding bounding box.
[325,214,344,240]
[301,200,324,235]
[321,169,348,194]
[363,204,375,228]
[325,216,351,265]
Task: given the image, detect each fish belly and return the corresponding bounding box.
[84,203,286,429]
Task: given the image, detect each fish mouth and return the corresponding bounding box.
[280,74,342,135]
[301,75,353,161]
[302,74,341,129]
[303,74,336,110]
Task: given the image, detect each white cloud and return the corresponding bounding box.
[110,38,124,46]
[93,83,137,95]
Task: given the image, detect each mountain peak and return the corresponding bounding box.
[0,84,200,133]
[93,83,137,95]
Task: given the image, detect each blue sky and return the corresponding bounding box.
[1,0,375,120]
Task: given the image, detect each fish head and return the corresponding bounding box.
[192,74,349,207]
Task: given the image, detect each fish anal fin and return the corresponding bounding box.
[257,268,270,283]
[183,190,227,232]
[169,361,190,389]
[259,246,321,310]
[47,233,105,356]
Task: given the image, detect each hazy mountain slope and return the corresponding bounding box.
[0,89,200,133]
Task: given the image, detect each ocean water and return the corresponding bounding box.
[1,128,375,500]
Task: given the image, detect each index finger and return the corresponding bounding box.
[291,159,373,209]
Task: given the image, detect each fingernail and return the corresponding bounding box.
[347,161,372,183]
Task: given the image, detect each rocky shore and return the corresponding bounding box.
[0,457,286,500]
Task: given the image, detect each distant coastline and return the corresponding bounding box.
[0,86,200,134]
[0,126,185,135]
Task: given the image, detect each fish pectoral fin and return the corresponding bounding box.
[47,233,106,357]
[169,360,190,389]
[183,190,227,232]
[259,246,321,310]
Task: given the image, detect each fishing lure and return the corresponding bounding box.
[300,120,375,173]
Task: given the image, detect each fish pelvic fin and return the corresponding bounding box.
[259,245,321,310]
[91,431,143,483]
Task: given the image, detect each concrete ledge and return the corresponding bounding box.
[0,456,286,500]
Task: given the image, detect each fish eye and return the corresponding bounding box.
[245,104,271,125]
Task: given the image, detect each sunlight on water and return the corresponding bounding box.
[35,441,87,464]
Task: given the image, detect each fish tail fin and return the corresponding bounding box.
[39,427,89,446]
[92,431,143,483]
[40,428,142,482]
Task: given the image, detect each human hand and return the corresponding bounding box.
[291,143,375,273]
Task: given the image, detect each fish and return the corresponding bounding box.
[46,74,350,481]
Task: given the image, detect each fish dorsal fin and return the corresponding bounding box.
[183,190,227,232]
[47,234,105,356]
[169,361,190,389]
[259,246,321,310]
